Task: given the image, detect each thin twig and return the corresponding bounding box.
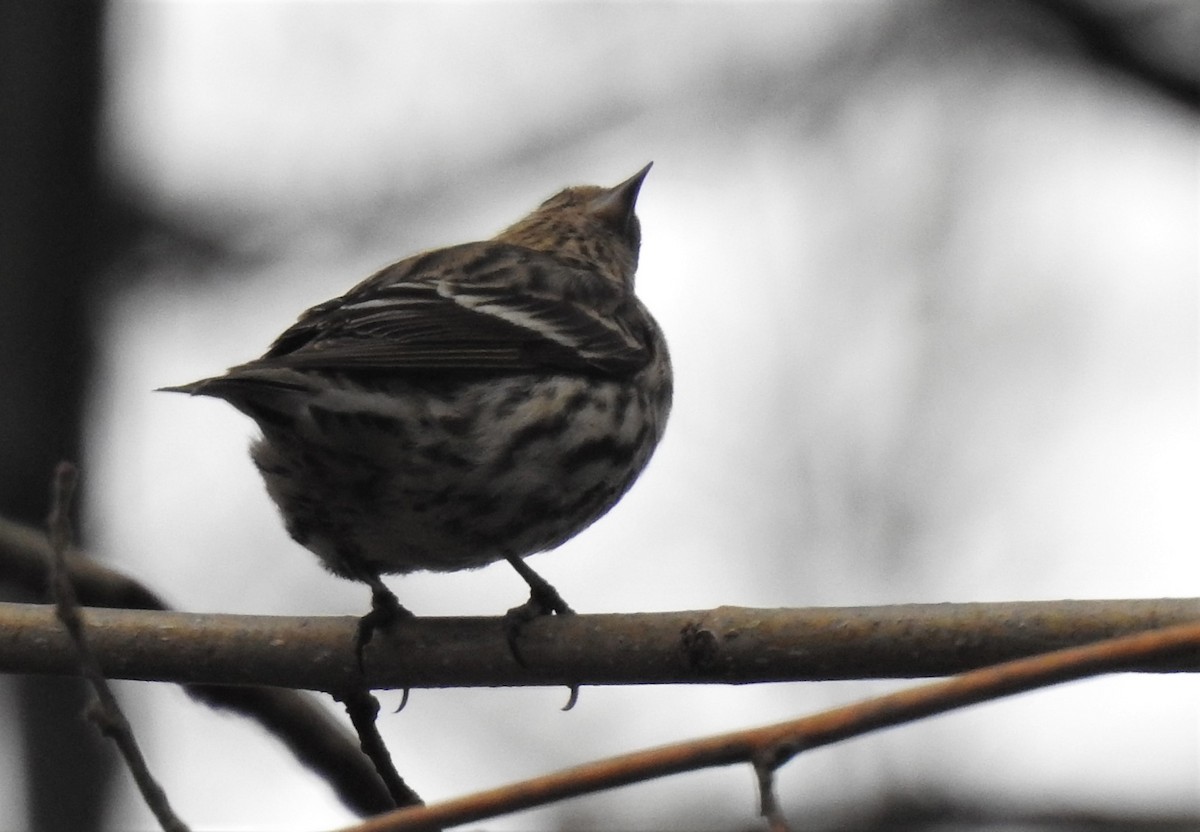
[752,752,789,832]
[45,462,190,832]
[335,687,423,810]
[336,620,1200,832]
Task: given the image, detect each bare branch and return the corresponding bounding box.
[0,597,1197,691]
[334,687,422,810]
[336,620,1200,832]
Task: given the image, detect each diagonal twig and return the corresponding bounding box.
[335,687,422,810]
[46,462,189,832]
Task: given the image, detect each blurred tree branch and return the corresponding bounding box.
[0,0,113,825]
[1028,0,1200,110]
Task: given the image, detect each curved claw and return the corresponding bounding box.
[561,684,580,711]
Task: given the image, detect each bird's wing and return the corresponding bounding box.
[243,243,650,377]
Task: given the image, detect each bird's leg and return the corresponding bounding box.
[336,577,418,803]
[503,555,581,708]
[503,554,574,664]
[505,554,574,616]
[355,575,413,673]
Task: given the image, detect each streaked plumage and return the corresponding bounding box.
[163,165,671,617]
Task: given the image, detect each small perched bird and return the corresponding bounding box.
[163,164,672,644]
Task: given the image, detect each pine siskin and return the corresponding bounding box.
[163,164,671,641]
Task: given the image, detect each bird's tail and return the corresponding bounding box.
[157,369,316,427]
[156,378,221,396]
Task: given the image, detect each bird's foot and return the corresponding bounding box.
[355,580,413,674]
[503,555,575,666]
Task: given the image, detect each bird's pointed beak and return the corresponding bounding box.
[590,162,653,229]
[613,162,653,198]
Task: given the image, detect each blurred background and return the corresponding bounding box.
[1,1,1196,829]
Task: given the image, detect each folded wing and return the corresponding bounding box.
[248,242,650,377]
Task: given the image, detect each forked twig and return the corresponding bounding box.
[335,620,1200,832]
[46,462,189,832]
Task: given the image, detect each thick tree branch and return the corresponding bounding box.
[0,598,1197,691]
